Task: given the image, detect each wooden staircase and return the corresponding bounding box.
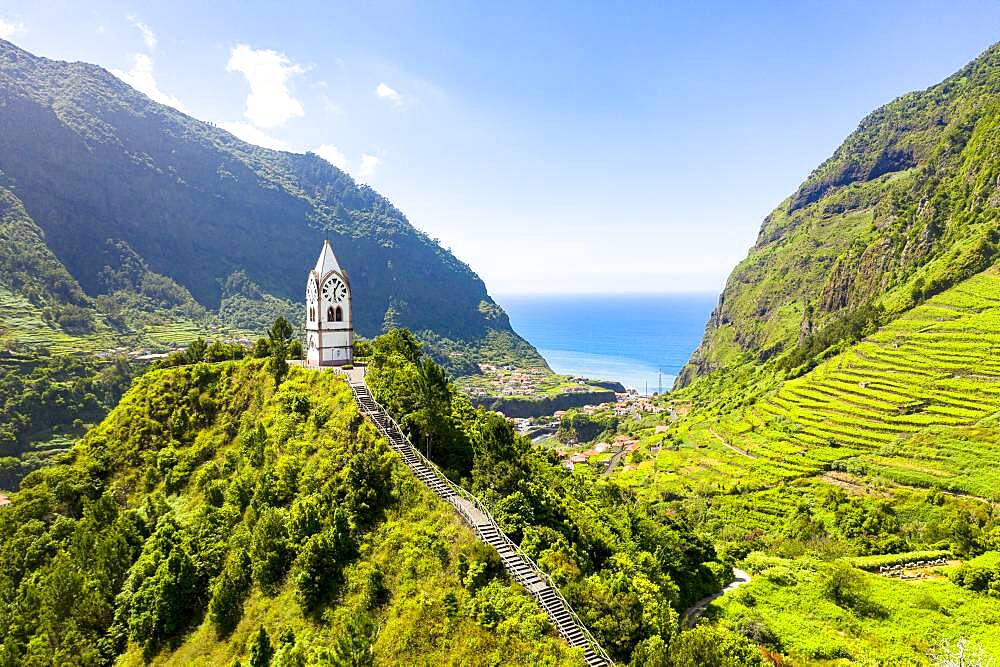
[349,380,614,667]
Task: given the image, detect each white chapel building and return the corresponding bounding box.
[305,240,353,366]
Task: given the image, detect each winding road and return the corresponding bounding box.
[682,568,752,628]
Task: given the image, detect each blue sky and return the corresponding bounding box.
[2,2,999,294]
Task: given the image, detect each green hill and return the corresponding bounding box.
[678,42,1000,387]
[0,38,543,374]
[0,332,736,665]
[0,361,576,665]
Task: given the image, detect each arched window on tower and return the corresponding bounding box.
[309,307,314,322]
[327,306,335,322]
[335,306,343,322]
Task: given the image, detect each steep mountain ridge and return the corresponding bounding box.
[0,38,542,371]
[678,41,1000,386]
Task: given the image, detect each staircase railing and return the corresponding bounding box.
[349,380,614,666]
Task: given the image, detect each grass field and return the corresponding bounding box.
[710,554,1000,664]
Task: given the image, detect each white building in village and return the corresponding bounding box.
[305,240,353,366]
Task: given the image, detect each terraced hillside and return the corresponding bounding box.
[607,268,1000,661]
[730,268,1000,497]
[617,266,1000,515]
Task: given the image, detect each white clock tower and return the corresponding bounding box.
[305,240,353,366]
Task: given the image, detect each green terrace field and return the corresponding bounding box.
[727,269,1000,499]
[608,267,1000,559]
[0,285,116,353]
[0,283,256,356]
[607,268,1000,662]
[620,268,1000,505]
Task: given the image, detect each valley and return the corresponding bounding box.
[3,11,1000,667]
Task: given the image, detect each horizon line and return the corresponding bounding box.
[493,290,720,298]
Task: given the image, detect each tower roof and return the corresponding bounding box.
[313,239,343,278]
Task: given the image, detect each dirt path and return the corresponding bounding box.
[683,568,751,628]
[820,472,870,495]
[710,429,757,460]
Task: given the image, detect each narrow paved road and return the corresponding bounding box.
[602,446,627,477]
[682,568,751,628]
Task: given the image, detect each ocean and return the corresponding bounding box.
[498,293,717,394]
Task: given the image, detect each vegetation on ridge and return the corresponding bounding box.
[0,355,576,666]
[679,41,1000,387]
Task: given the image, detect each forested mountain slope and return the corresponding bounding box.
[678,41,1000,386]
[0,38,541,373]
[0,360,577,665]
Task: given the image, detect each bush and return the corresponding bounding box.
[668,625,766,667]
[819,561,884,616]
[294,526,354,612]
[735,614,782,651]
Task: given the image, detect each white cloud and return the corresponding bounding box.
[313,144,347,170]
[375,82,403,107]
[127,15,156,50]
[0,17,26,40]
[359,154,381,181]
[112,53,187,112]
[218,121,292,151]
[226,44,305,129]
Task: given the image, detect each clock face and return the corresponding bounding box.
[322,276,348,303]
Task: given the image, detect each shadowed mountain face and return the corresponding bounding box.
[678,42,1000,386]
[0,39,542,370]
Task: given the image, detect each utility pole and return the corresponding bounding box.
[658,370,662,396]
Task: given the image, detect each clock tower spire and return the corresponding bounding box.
[305,240,353,366]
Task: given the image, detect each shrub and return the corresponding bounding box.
[293,527,353,612]
[819,561,884,617]
[668,625,766,667]
[735,614,782,651]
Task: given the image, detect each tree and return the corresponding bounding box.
[330,613,377,666]
[933,638,996,667]
[208,549,252,636]
[186,337,208,364]
[819,561,878,615]
[268,317,294,347]
[122,527,202,655]
[267,342,289,385]
[629,635,668,667]
[252,338,271,358]
[247,625,274,667]
[294,528,351,612]
[251,508,290,593]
